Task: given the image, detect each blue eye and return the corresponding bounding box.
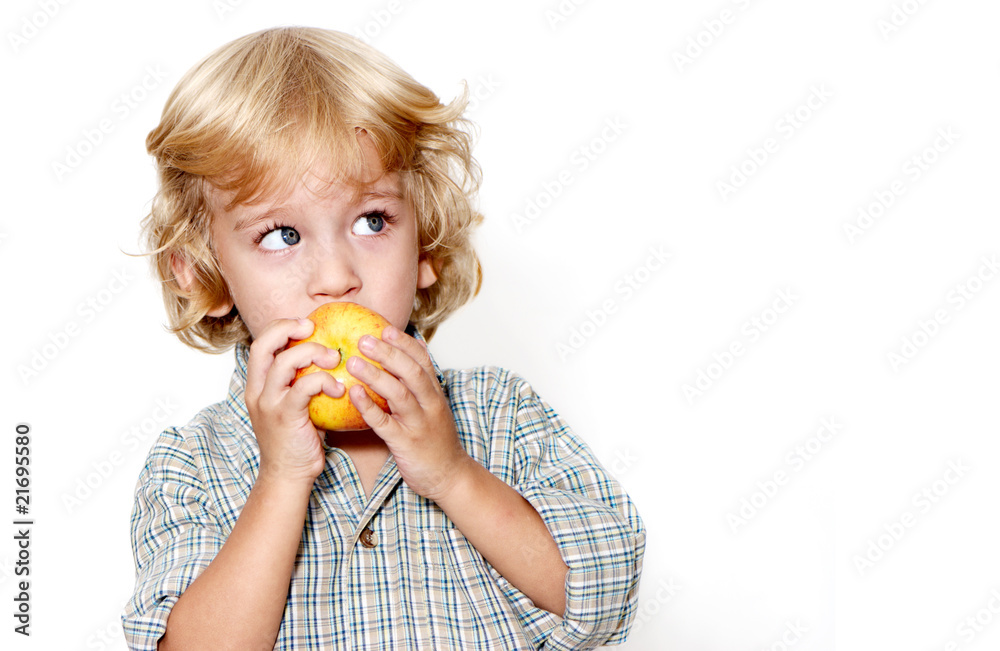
[352,212,388,235]
[259,226,300,250]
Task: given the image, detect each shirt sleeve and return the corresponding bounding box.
[121,427,227,650]
[480,370,647,650]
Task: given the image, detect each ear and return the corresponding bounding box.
[416,254,438,290]
[170,252,234,317]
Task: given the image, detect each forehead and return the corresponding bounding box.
[206,133,403,216]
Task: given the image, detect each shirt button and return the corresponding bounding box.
[359,525,378,548]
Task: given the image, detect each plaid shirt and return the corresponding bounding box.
[123,331,645,649]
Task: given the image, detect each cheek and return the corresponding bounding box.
[396,270,423,328]
[223,266,284,336]
[232,294,267,339]
[368,268,419,330]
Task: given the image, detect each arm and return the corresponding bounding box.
[346,326,568,614]
[348,328,644,646]
[159,319,342,650]
[157,474,312,650]
[495,373,646,648]
[432,455,569,615]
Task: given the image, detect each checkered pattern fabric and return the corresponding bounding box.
[122,331,645,650]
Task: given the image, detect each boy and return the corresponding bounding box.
[124,26,644,650]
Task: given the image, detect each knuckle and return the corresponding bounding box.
[248,338,268,358]
[393,384,413,408]
[379,341,398,362]
[259,394,281,414]
[396,354,421,381]
[363,399,391,426]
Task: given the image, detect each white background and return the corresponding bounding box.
[3,0,1000,649]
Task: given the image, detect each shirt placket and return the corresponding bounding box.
[330,452,403,649]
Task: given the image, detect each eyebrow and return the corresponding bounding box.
[358,186,403,201]
[231,184,403,232]
[233,207,290,233]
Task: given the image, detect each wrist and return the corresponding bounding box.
[431,453,487,508]
[255,465,318,498]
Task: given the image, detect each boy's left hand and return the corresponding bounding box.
[346,325,470,501]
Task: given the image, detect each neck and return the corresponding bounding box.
[325,429,389,456]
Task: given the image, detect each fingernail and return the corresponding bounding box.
[359,335,375,352]
[383,325,397,341]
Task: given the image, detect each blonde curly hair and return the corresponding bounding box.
[142,26,482,352]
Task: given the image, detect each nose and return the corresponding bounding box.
[305,244,361,300]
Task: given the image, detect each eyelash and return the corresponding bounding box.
[253,222,294,245]
[360,209,398,237]
[251,210,398,246]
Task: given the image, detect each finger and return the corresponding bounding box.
[308,345,342,369]
[285,369,345,413]
[346,354,421,418]
[357,330,439,408]
[382,325,436,379]
[264,341,341,400]
[246,318,315,399]
[349,383,396,432]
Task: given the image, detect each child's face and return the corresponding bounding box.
[204,138,437,338]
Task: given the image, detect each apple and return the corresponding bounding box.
[289,301,391,431]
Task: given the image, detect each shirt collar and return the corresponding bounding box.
[225,323,445,431]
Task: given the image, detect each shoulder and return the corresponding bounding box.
[442,364,571,451]
[136,398,255,488]
[442,365,543,405]
[442,365,553,429]
[131,398,257,535]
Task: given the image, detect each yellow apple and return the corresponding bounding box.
[289,301,391,431]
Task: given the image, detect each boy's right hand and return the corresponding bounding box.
[244,318,343,486]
